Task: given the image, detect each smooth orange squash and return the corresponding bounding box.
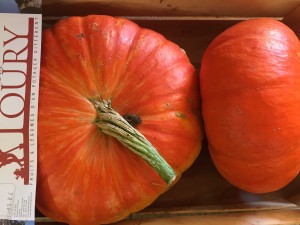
[37,15,203,225]
[200,18,300,193]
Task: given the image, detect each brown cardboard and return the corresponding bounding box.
[37,2,300,224]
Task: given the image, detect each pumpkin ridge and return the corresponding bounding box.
[111,62,193,115]
[108,30,168,103]
[52,17,99,97]
[43,30,92,97]
[106,18,143,100]
[78,16,102,99]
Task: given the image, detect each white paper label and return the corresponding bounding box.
[0,13,41,222]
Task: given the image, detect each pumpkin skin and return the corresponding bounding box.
[37,15,203,225]
[200,18,300,193]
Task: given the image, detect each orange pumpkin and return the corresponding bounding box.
[37,15,203,224]
[200,18,300,193]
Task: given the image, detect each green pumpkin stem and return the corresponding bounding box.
[89,98,176,185]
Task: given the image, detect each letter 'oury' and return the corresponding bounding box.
[0,18,35,185]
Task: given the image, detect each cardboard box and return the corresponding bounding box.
[38,1,300,224]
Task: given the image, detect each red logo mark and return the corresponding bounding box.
[0,144,26,180]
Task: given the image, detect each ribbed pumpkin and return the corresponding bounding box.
[200,18,300,193]
[37,15,203,224]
